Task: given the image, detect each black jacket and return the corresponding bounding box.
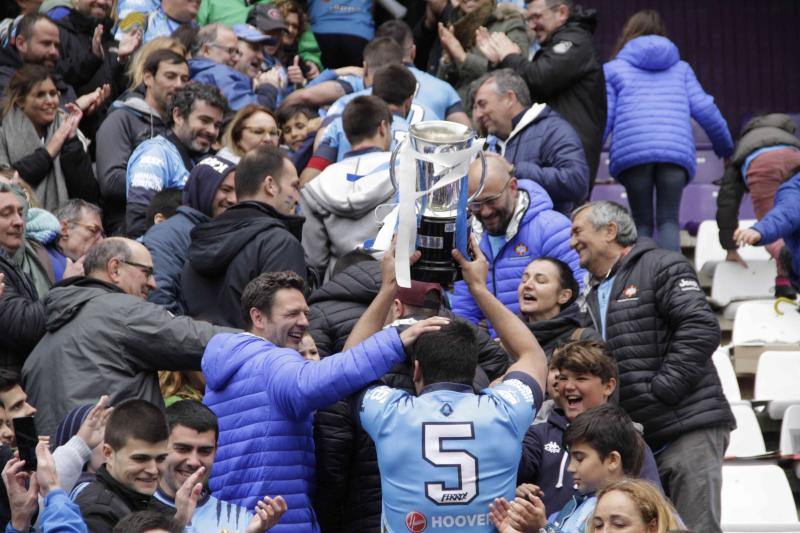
[500,9,606,185]
[0,250,45,371]
[583,238,735,449]
[182,200,307,328]
[0,44,76,104]
[525,303,602,361]
[716,113,800,249]
[95,87,168,235]
[75,465,153,533]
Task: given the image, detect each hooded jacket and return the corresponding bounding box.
[21,277,231,437]
[603,35,733,178]
[503,105,589,215]
[518,408,663,515]
[96,87,168,234]
[583,238,735,449]
[500,9,606,185]
[189,57,277,111]
[182,201,307,327]
[716,113,800,249]
[300,149,394,280]
[450,180,584,329]
[524,303,601,361]
[752,172,800,288]
[142,206,210,314]
[0,249,45,371]
[202,328,408,532]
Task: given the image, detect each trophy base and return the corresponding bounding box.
[412,216,463,288]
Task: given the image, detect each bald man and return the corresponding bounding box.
[23,237,235,436]
[450,153,585,329]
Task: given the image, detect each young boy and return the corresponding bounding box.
[491,404,646,533]
[517,342,662,513]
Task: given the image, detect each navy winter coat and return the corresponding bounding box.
[503,105,589,215]
[451,180,584,327]
[141,206,209,314]
[603,35,733,178]
[202,328,409,532]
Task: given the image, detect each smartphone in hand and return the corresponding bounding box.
[12,417,37,472]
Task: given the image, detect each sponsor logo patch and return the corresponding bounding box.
[514,243,529,256]
[679,278,701,292]
[406,511,427,532]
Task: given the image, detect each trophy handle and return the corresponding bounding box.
[388,135,407,192]
[466,150,487,202]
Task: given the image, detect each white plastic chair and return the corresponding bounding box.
[710,260,777,307]
[732,302,800,347]
[726,403,767,457]
[695,219,769,274]
[721,464,799,528]
[713,346,743,402]
[754,351,800,419]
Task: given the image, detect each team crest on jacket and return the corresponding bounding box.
[553,41,573,54]
[514,243,529,256]
[544,441,561,454]
[622,284,638,298]
[406,511,427,532]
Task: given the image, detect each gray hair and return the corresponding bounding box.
[190,24,224,56]
[53,199,102,223]
[84,238,132,275]
[572,201,638,246]
[472,69,532,109]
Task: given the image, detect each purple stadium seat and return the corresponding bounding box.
[595,151,614,183]
[680,183,718,235]
[692,119,714,150]
[590,183,629,208]
[694,150,725,183]
[739,193,756,219]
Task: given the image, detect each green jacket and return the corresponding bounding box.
[196,0,323,67]
[437,4,529,102]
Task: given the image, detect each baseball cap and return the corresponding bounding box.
[232,24,272,43]
[397,282,444,310]
[247,4,287,33]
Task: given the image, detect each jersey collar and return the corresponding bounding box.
[421,382,473,395]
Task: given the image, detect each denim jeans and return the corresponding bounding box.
[617,163,688,251]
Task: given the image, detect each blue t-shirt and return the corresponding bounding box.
[328,87,438,124]
[360,373,543,533]
[309,0,374,41]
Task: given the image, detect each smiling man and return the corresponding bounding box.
[202,269,447,532]
[450,154,583,332]
[22,238,233,437]
[75,400,169,532]
[125,83,228,238]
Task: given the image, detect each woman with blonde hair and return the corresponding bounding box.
[218,104,281,162]
[589,479,682,533]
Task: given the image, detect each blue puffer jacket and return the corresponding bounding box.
[189,58,278,111]
[753,172,800,288]
[603,35,733,178]
[202,328,408,533]
[141,206,209,314]
[503,105,589,215]
[451,180,584,327]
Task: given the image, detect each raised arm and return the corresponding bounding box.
[452,236,547,391]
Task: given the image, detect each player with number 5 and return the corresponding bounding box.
[358,236,548,532]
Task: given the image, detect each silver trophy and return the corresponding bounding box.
[390,121,485,287]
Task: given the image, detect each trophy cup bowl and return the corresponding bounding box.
[390,120,485,287]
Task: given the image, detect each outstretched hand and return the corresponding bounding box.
[733,227,761,247]
[490,32,521,61]
[398,316,450,347]
[35,438,60,497]
[452,235,488,290]
[76,395,113,450]
[173,466,205,525]
[2,455,38,531]
[245,495,288,532]
[475,27,501,64]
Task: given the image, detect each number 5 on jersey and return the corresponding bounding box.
[423,422,479,505]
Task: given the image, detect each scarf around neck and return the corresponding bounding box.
[0,105,69,212]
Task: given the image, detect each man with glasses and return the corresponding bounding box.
[189,23,280,111]
[472,69,588,215]
[45,199,104,282]
[450,154,584,332]
[22,237,235,437]
[475,0,606,188]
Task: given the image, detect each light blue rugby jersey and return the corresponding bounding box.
[360,372,543,533]
[316,112,411,163]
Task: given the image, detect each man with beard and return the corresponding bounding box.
[125,83,227,238]
[96,49,189,234]
[450,153,583,331]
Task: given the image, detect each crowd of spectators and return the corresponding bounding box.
[0,0,797,531]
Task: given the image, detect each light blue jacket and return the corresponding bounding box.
[6,489,87,533]
[202,328,408,532]
[603,35,733,178]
